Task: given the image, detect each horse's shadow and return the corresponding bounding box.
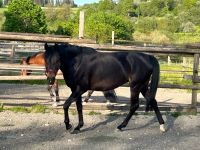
[80,112,177,133]
[81,115,119,133]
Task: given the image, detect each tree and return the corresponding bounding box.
[85,12,134,43]
[115,0,137,16]
[45,4,71,34]
[2,0,47,33]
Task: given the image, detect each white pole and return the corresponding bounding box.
[79,11,85,39]
[112,31,114,45]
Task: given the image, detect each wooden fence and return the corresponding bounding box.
[0,32,200,111]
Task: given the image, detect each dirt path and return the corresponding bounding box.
[0,111,200,150]
[0,83,199,108]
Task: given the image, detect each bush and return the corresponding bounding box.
[0,0,3,8]
[133,30,170,44]
[181,21,195,33]
[135,17,157,33]
[85,12,134,43]
[2,0,47,33]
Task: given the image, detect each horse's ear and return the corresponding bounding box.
[44,43,48,50]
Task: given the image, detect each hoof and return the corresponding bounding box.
[66,124,74,132]
[160,124,166,133]
[117,125,124,131]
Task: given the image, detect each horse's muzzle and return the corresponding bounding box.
[47,77,55,86]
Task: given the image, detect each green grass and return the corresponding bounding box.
[173,33,200,44]
[8,106,30,113]
[69,109,77,115]
[0,103,4,112]
[30,104,48,113]
[160,63,193,85]
[0,8,6,30]
[88,111,101,115]
[5,104,48,113]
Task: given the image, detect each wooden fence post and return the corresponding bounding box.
[112,31,115,45]
[191,53,199,108]
[10,44,16,63]
[79,11,85,39]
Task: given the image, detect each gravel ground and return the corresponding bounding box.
[0,83,200,150]
[0,111,200,150]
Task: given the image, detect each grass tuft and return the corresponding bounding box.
[8,106,30,113]
[0,103,4,112]
[88,111,101,115]
[30,104,48,113]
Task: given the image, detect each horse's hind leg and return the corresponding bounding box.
[84,90,93,102]
[103,90,117,103]
[117,85,140,130]
[144,93,165,132]
[140,81,153,112]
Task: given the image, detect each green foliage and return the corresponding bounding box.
[182,0,197,9]
[2,0,47,33]
[115,0,137,16]
[45,4,77,36]
[0,0,3,8]
[135,17,157,33]
[98,0,115,11]
[85,12,134,43]
[133,30,170,44]
[157,15,180,33]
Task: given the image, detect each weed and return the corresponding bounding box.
[8,106,29,113]
[0,103,4,112]
[88,111,101,115]
[69,109,77,115]
[30,104,47,113]
[171,112,182,118]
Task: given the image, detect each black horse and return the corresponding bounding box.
[44,43,165,134]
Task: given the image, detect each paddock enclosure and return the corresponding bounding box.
[0,32,200,112]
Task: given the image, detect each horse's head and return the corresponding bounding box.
[44,43,61,86]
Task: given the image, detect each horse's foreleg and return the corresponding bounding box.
[63,96,74,131]
[117,97,139,130]
[54,80,60,102]
[73,96,84,133]
[63,87,85,134]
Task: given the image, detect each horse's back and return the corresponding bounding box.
[27,52,45,65]
[79,52,155,90]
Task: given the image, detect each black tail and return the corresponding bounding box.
[146,56,160,112]
[149,56,160,99]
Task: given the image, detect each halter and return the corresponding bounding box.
[45,69,57,76]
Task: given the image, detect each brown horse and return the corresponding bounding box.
[21,52,60,102]
[21,51,118,103]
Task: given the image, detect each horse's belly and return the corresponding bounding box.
[90,77,127,91]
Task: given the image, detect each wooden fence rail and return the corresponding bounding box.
[0,32,200,111]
